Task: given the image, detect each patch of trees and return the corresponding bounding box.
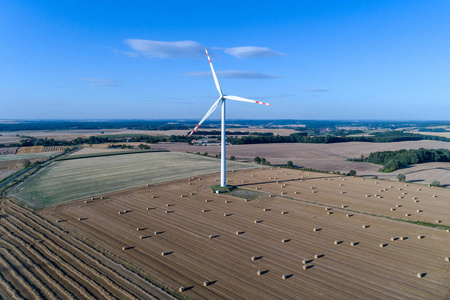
[355,148,450,172]
[191,130,274,136]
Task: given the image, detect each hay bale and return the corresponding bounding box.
[396,204,401,207]
[151,195,155,198]
[400,236,405,240]
[346,214,352,217]
[118,211,122,215]
[281,239,287,243]
[281,211,287,215]
[435,220,441,223]
[136,227,141,231]
[254,220,261,224]
[235,231,242,235]
[122,246,128,251]
[302,265,309,270]
[205,199,211,203]
[399,196,403,199]
[91,197,94,200]
[282,274,288,279]
[391,237,396,241]
[417,273,424,278]
[255,187,260,190]
[334,240,340,245]
[180,195,185,197]
[445,257,449,262]
[161,251,167,256]
[362,225,368,228]
[326,211,332,215]
[414,200,419,203]
[251,256,256,261]
[268,195,273,198]
[391,208,396,211]
[281,192,286,195]
[350,242,356,246]
[417,235,424,239]
[78,217,83,221]
[417,188,421,191]
[365,195,370,197]
[379,243,386,248]
[294,191,299,194]
[433,195,437,198]
[225,200,230,203]
[313,228,318,232]
[56,219,61,223]
[405,213,411,216]
[263,208,268,211]
[208,235,213,239]
[325,207,331,211]
[341,205,346,208]
[84,200,88,203]
[100,196,104,200]
[140,235,144,240]
[417,210,422,213]
[224,213,230,217]
[447,229,450,233]
[314,254,320,259]
[202,209,207,212]
[257,270,262,276]
[179,287,185,292]
[146,207,151,210]
[154,231,161,235]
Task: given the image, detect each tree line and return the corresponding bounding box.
[227,131,450,145]
[349,148,450,172]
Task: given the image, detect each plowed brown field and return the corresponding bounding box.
[40,168,450,300]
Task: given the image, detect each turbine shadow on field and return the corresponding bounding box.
[236,175,339,188]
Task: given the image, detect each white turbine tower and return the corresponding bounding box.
[188,48,271,188]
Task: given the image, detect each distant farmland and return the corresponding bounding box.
[6,152,258,208]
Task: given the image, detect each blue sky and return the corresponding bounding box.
[1,0,449,120]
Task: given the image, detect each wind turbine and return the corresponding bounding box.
[188,48,271,188]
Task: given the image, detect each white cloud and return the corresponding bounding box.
[75,78,121,87]
[224,46,284,58]
[124,39,204,59]
[183,70,280,79]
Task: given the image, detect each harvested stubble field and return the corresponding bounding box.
[41,168,450,300]
[16,146,44,154]
[0,197,174,299]
[0,152,58,162]
[0,147,18,155]
[6,152,257,208]
[152,140,450,185]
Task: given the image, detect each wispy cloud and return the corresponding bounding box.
[75,78,122,87]
[224,46,284,59]
[303,88,329,92]
[183,70,280,79]
[124,39,204,59]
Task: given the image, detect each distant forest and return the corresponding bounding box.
[2,120,450,132]
[348,148,450,172]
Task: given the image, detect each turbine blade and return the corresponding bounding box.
[223,95,271,106]
[205,48,223,97]
[188,97,222,137]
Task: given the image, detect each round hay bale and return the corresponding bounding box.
[396,204,401,207]
[399,196,403,199]
[146,207,151,210]
[263,208,268,211]
[56,219,61,223]
[362,225,368,228]
[100,196,104,200]
[326,211,332,215]
[302,265,308,270]
[282,274,288,279]
[391,237,396,241]
[268,195,273,198]
[313,228,318,232]
[435,220,441,223]
[224,213,230,217]
[281,211,287,215]
[122,246,128,251]
[281,192,286,195]
[208,235,213,239]
[433,195,437,198]
[302,259,308,265]
[446,229,450,233]
[281,239,287,243]
[445,257,449,262]
[400,236,405,240]
[405,213,411,216]
[334,240,339,245]
[417,235,423,239]
[118,211,122,215]
[414,200,419,203]
[202,209,206,212]
[78,217,83,221]
[124,209,128,213]
[151,195,155,198]
[235,231,241,235]
[314,254,320,259]
[350,242,356,246]
[91,197,94,200]
[179,287,185,292]
[417,188,421,191]
[251,256,256,261]
[379,243,386,248]
[161,251,166,256]
[417,273,424,278]
[140,235,144,240]
[84,200,88,203]
[391,208,395,211]
[136,227,141,231]
[257,270,263,276]
[346,214,351,217]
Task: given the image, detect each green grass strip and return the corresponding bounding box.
[56,149,169,161]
